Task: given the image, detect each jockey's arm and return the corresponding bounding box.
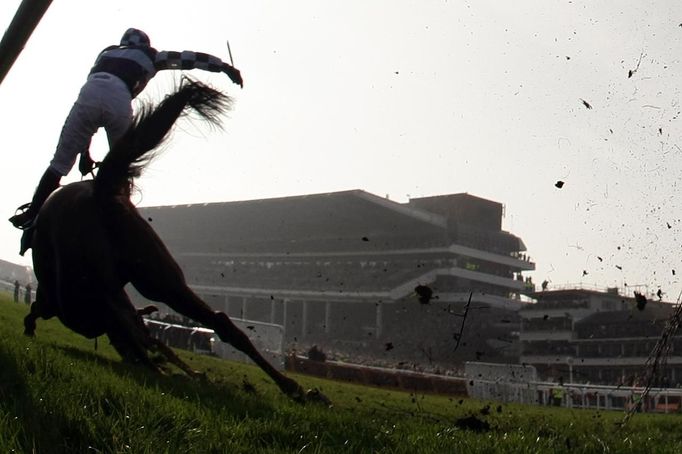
[155,50,242,87]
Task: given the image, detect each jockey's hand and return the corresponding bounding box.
[78,151,99,177]
[222,64,243,88]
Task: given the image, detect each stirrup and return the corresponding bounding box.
[9,203,34,230]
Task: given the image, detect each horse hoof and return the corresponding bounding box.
[190,370,206,380]
[305,388,332,406]
[23,320,36,337]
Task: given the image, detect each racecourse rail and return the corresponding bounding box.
[0,278,33,302]
[140,316,682,414]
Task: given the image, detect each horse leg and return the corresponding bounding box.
[24,284,54,337]
[125,297,201,377]
[131,270,305,399]
[107,291,200,377]
[104,291,163,373]
[146,336,203,378]
[142,283,304,399]
[114,212,311,400]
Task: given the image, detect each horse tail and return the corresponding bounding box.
[94,77,232,198]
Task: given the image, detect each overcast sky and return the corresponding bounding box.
[1,1,682,299]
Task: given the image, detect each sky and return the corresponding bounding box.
[1,1,682,300]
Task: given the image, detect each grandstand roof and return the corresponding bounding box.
[140,190,452,254]
[409,192,503,231]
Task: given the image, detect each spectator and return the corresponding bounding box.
[13,280,20,302]
[630,392,644,412]
[24,283,32,305]
[307,345,327,362]
[551,376,565,406]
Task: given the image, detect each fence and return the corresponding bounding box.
[464,361,682,413]
[144,317,285,370]
[467,379,682,413]
[465,362,539,404]
[286,355,467,396]
[534,382,682,413]
[0,278,34,303]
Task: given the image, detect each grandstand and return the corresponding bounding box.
[0,257,33,283]
[520,287,682,386]
[136,190,535,368]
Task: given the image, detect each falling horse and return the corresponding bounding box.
[24,79,323,403]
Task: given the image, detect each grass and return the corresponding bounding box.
[0,293,681,453]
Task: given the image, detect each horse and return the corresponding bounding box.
[24,78,325,403]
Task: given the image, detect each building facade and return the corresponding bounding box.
[135,190,535,368]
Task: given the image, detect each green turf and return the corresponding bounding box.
[0,293,680,453]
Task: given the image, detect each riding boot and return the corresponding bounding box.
[9,168,61,230]
[11,168,61,256]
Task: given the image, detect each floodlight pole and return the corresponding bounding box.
[0,0,53,85]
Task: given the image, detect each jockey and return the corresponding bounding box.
[9,28,242,254]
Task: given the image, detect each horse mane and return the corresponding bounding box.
[94,77,232,198]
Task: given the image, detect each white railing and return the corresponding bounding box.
[467,378,682,413]
[144,317,285,370]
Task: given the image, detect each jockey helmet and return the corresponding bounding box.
[120,28,150,47]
